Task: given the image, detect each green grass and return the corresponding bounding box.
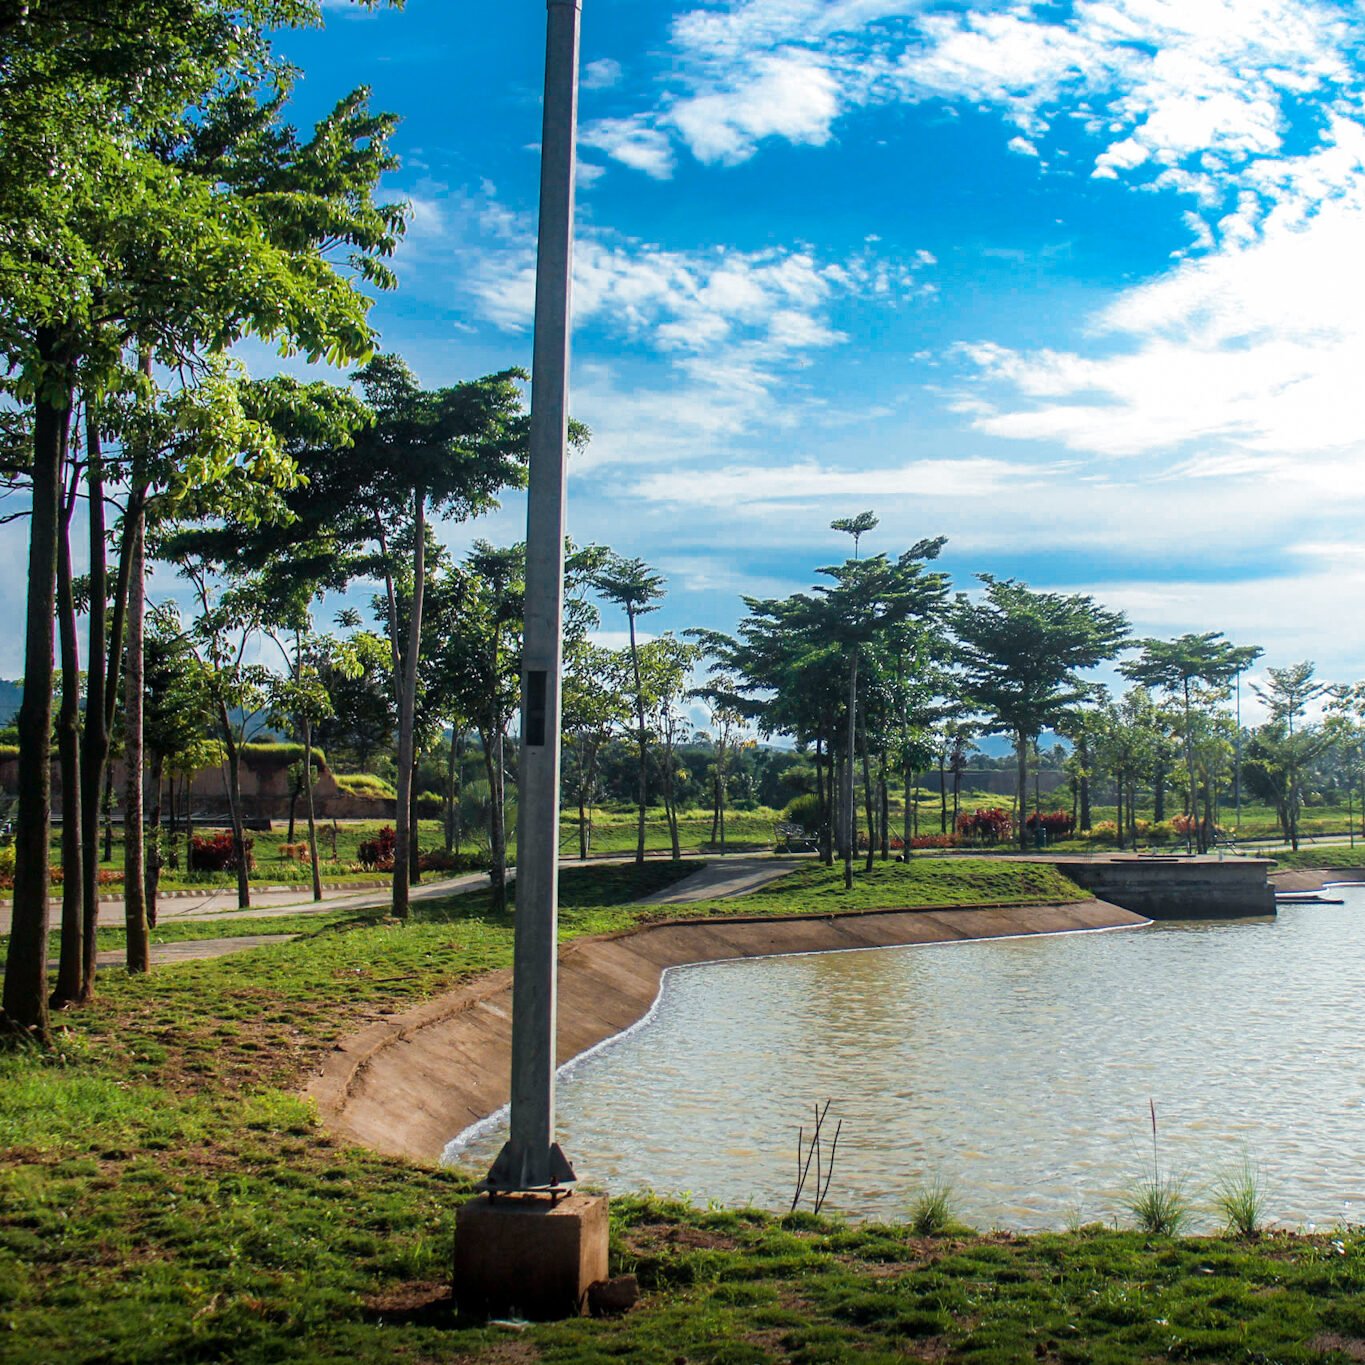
[9,855,1364,1362]
[677,856,1088,919]
[1268,846,1365,869]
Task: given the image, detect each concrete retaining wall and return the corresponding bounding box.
[307,898,1148,1164]
[1049,856,1276,919]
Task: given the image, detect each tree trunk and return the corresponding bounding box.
[79,407,111,1001]
[3,369,69,1041]
[938,753,948,834]
[663,727,680,860]
[1154,757,1166,822]
[408,763,420,884]
[628,607,647,867]
[879,752,889,860]
[217,711,251,911]
[903,753,913,858]
[860,731,875,874]
[287,783,298,843]
[144,758,162,929]
[444,730,458,855]
[1016,732,1029,850]
[391,494,426,920]
[1079,733,1092,832]
[483,727,507,911]
[52,470,84,1008]
[123,508,150,974]
[1116,777,1126,851]
[813,737,824,862]
[844,652,858,890]
[304,718,322,902]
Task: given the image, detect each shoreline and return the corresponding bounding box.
[1269,866,1365,893]
[308,896,1148,1164]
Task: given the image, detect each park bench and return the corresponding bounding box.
[774,821,818,853]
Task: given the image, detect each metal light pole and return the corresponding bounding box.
[484,0,581,1195]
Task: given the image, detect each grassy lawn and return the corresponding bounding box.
[7,856,1361,1362]
[1263,847,1365,870]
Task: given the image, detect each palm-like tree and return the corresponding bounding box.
[592,555,666,865]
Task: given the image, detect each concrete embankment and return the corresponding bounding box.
[1271,867,1365,893]
[308,898,1147,1164]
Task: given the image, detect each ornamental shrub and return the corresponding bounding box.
[782,792,823,829]
[955,807,1013,843]
[357,826,397,870]
[1025,810,1075,838]
[189,831,255,873]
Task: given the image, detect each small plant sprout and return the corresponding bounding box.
[1124,1099,1189,1236]
[1213,1156,1268,1237]
[791,1100,842,1215]
[908,1177,955,1236]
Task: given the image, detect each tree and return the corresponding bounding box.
[0,0,401,1035]
[1250,662,1331,851]
[1121,633,1261,852]
[954,576,1128,850]
[562,642,633,859]
[813,538,951,887]
[1094,687,1162,850]
[593,555,666,866]
[691,671,745,856]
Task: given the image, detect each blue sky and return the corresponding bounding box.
[13,0,1365,710]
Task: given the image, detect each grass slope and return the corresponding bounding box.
[9,857,1356,1363]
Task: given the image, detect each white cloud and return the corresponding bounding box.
[580,116,676,179]
[667,50,843,165]
[629,455,1025,510]
[956,123,1365,469]
[448,185,935,467]
[588,0,1358,229]
[582,57,623,90]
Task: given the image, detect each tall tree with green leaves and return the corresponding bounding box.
[1250,661,1331,851]
[1,0,401,1035]
[813,538,951,887]
[1120,632,1261,852]
[954,576,1128,850]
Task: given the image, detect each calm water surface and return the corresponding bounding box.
[448,893,1365,1229]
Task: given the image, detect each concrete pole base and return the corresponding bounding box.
[453,1190,609,1321]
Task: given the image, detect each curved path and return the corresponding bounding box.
[308,890,1147,1163]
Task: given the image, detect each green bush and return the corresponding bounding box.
[783,792,823,829]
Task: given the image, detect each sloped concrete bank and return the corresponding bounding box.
[1271,867,1365,893]
[309,898,1147,1163]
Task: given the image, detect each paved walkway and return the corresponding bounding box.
[636,856,805,904]
[94,935,301,969]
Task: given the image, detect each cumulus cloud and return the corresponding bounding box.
[954,118,1365,470]
[446,185,936,468]
[587,0,1358,229]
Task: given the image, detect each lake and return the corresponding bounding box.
[448,890,1365,1230]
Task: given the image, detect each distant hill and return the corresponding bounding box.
[0,680,21,727]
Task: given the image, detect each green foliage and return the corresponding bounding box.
[1212,1157,1268,1238]
[332,772,395,799]
[1125,1174,1190,1236]
[907,1178,955,1235]
[782,791,823,828]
